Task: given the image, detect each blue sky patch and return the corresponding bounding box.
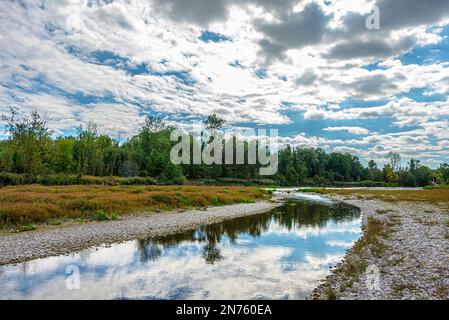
[339,98,390,109]
[2,1,449,167]
[229,60,246,69]
[67,49,197,85]
[399,25,449,65]
[254,68,268,79]
[396,87,447,103]
[361,61,389,71]
[89,50,150,76]
[199,31,232,43]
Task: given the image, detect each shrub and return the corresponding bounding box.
[19,224,36,232]
[0,174,158,187]
[94,210,118,221]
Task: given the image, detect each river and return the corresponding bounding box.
[0,194,361,299]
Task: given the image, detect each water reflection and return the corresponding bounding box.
[0,199,361,300]
[136,200,360,265]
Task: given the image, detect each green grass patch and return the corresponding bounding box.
[325,289,338,300]
[94,210,118,221]
[297,188,326,194]
[19,224,36,232]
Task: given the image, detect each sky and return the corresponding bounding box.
[1,0,449,167]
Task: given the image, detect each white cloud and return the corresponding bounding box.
[1,0,449,166]
[324,126,370,135]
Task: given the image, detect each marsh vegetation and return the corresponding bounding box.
[0,185,268,229]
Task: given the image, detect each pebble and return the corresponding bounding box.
[312,197,449,300]
[0,201,283,266]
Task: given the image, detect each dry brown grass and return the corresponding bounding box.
[0,185,269,228]
[318,189,449,207]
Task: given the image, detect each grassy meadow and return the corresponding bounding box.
[0,185,269,229]
[316,188,449,207]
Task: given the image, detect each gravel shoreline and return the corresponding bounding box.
[0,200,283,266]
[3,193,447,300]
[312,196,449,300]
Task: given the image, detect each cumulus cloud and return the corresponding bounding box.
[375,0,449,30]
[324,37,416,60]
[255,3,332,60]
[303,98,449,135]
[324,126,370,135]
[323,0,449,61]
[151,0,230,26]
[1,0,449,166]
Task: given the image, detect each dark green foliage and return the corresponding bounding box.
[414,165,435,187]
[94,210,118,221]
[438,163,449,185]
[0,173,157,187]
[0,108,184,184]
[203,114,226,130]
[0,108,445,187]
[398,170,417,187]
[19,224,37,232]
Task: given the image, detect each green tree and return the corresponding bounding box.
[1,107,52,174]
[387,151,401,172]
[203,114,226,130]
[0,140,13,172]
[327,153,351,181]
[0,107,445,187]
[398,170,417,187]
[127,115,185,182]
[414,166,434,187]
[51,137,76,173]
[382,164,398,183]
[408,159,421,174]
[367,160,382,181]
[438,163,449,184]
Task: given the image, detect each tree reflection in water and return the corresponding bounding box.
[136,200,360,264]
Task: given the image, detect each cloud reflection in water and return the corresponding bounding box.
[0,199,361,300]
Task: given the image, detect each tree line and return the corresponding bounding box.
[1,107,448,187]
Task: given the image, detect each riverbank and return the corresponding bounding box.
[312,192,449,300]
[0,200,282,265]
[0,185,269,230]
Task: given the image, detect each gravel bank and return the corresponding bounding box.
[0,200,283,265]
[312,196,449,300]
